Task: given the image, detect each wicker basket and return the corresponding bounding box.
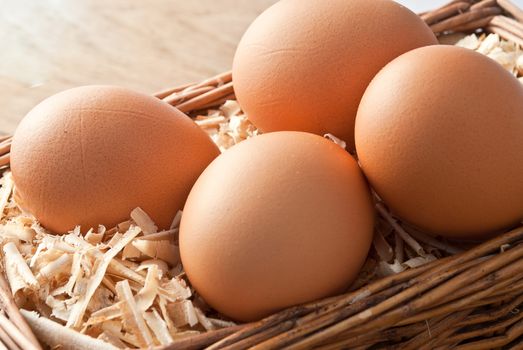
[2,0,523,349]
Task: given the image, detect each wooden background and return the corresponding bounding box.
[0,0,452,135]
[0,0,278,134]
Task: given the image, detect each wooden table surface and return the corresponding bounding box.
[0,0,277,134]
[1,0,483,135]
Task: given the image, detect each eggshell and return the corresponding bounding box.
[179,132,374,322]
[232,0,437,149]
[11,86,220,233]
[355,45,523,238]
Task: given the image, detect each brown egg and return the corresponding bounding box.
[179,132,374,322]
[11,86,220,233]
[355,45,523,239]
[232,0,437,149]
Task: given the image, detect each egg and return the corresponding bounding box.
[179,132,374,322]
[355,45,523,239]
[232,0,437,149]
[11,86,220,233]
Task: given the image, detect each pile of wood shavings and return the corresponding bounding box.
[455,32,523,79]
[0,34,522,349]
[0,173,234,349]
[194,100,258,152]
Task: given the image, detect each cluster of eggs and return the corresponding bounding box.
[11,0,523,322]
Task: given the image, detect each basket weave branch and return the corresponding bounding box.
[2,0,523,349]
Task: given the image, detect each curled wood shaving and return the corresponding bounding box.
[130,208,157,235]
[170,211,182,230]
[115,280,154,347]
[167,300,199,328]
[142,309,173,345]
[0,220,35,242]
[132,240,180,266]
[3,242,39,294]
[372,230,394,263]
[0,173,14,216]
[37,253,72,283]
[98,331,127,349]
[122,243,142,260]
[85,226,105,245]
[134,265,160,311]
[137,259,169,276]
[324,133,347,150]
[195,306,216,331]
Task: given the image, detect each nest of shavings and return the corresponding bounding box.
[0,33,522,349]
[0,178,235,349]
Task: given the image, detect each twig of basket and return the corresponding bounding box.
[294,235,523,349]
[0,266,41,350]
[154,71,233,112]
[0,141,10,159]
[499,0,523,22]
[0,314,40,350]
[0,138,11,170]
[421,2,471,25]
[0,323,19,350]
[442,302,523,346]
[176,82,234,113]
[430,6,502,33]
[422,0,523,47]
[189,71,232,91]
[206,296,341,350]
[405,309,473,350]
[491,14,523,37]
[455,317,523,349]
[331,319,435,349]
[457,293,523,327]
[488,14,523,46]
[154,82,196,99]
[397,272,523,327]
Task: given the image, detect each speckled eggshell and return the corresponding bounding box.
[355,45,523,239]
[11,85,220,233]
[179,131,374,322]
[232,0,437,149]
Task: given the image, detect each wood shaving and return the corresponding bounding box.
[456,33,522,77]
[116,279,154,347]
[167,300,198,328]
[1,35,522,349]
[130,208,158,235]
[142,309,172,345]
[0,172,14,216]
[132,239,180,266]
[2,242,39,295]
[196,100,258,152]
[372,230,394,263]
[324,133,347,150]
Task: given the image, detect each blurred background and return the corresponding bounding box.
[0,0,521,134]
